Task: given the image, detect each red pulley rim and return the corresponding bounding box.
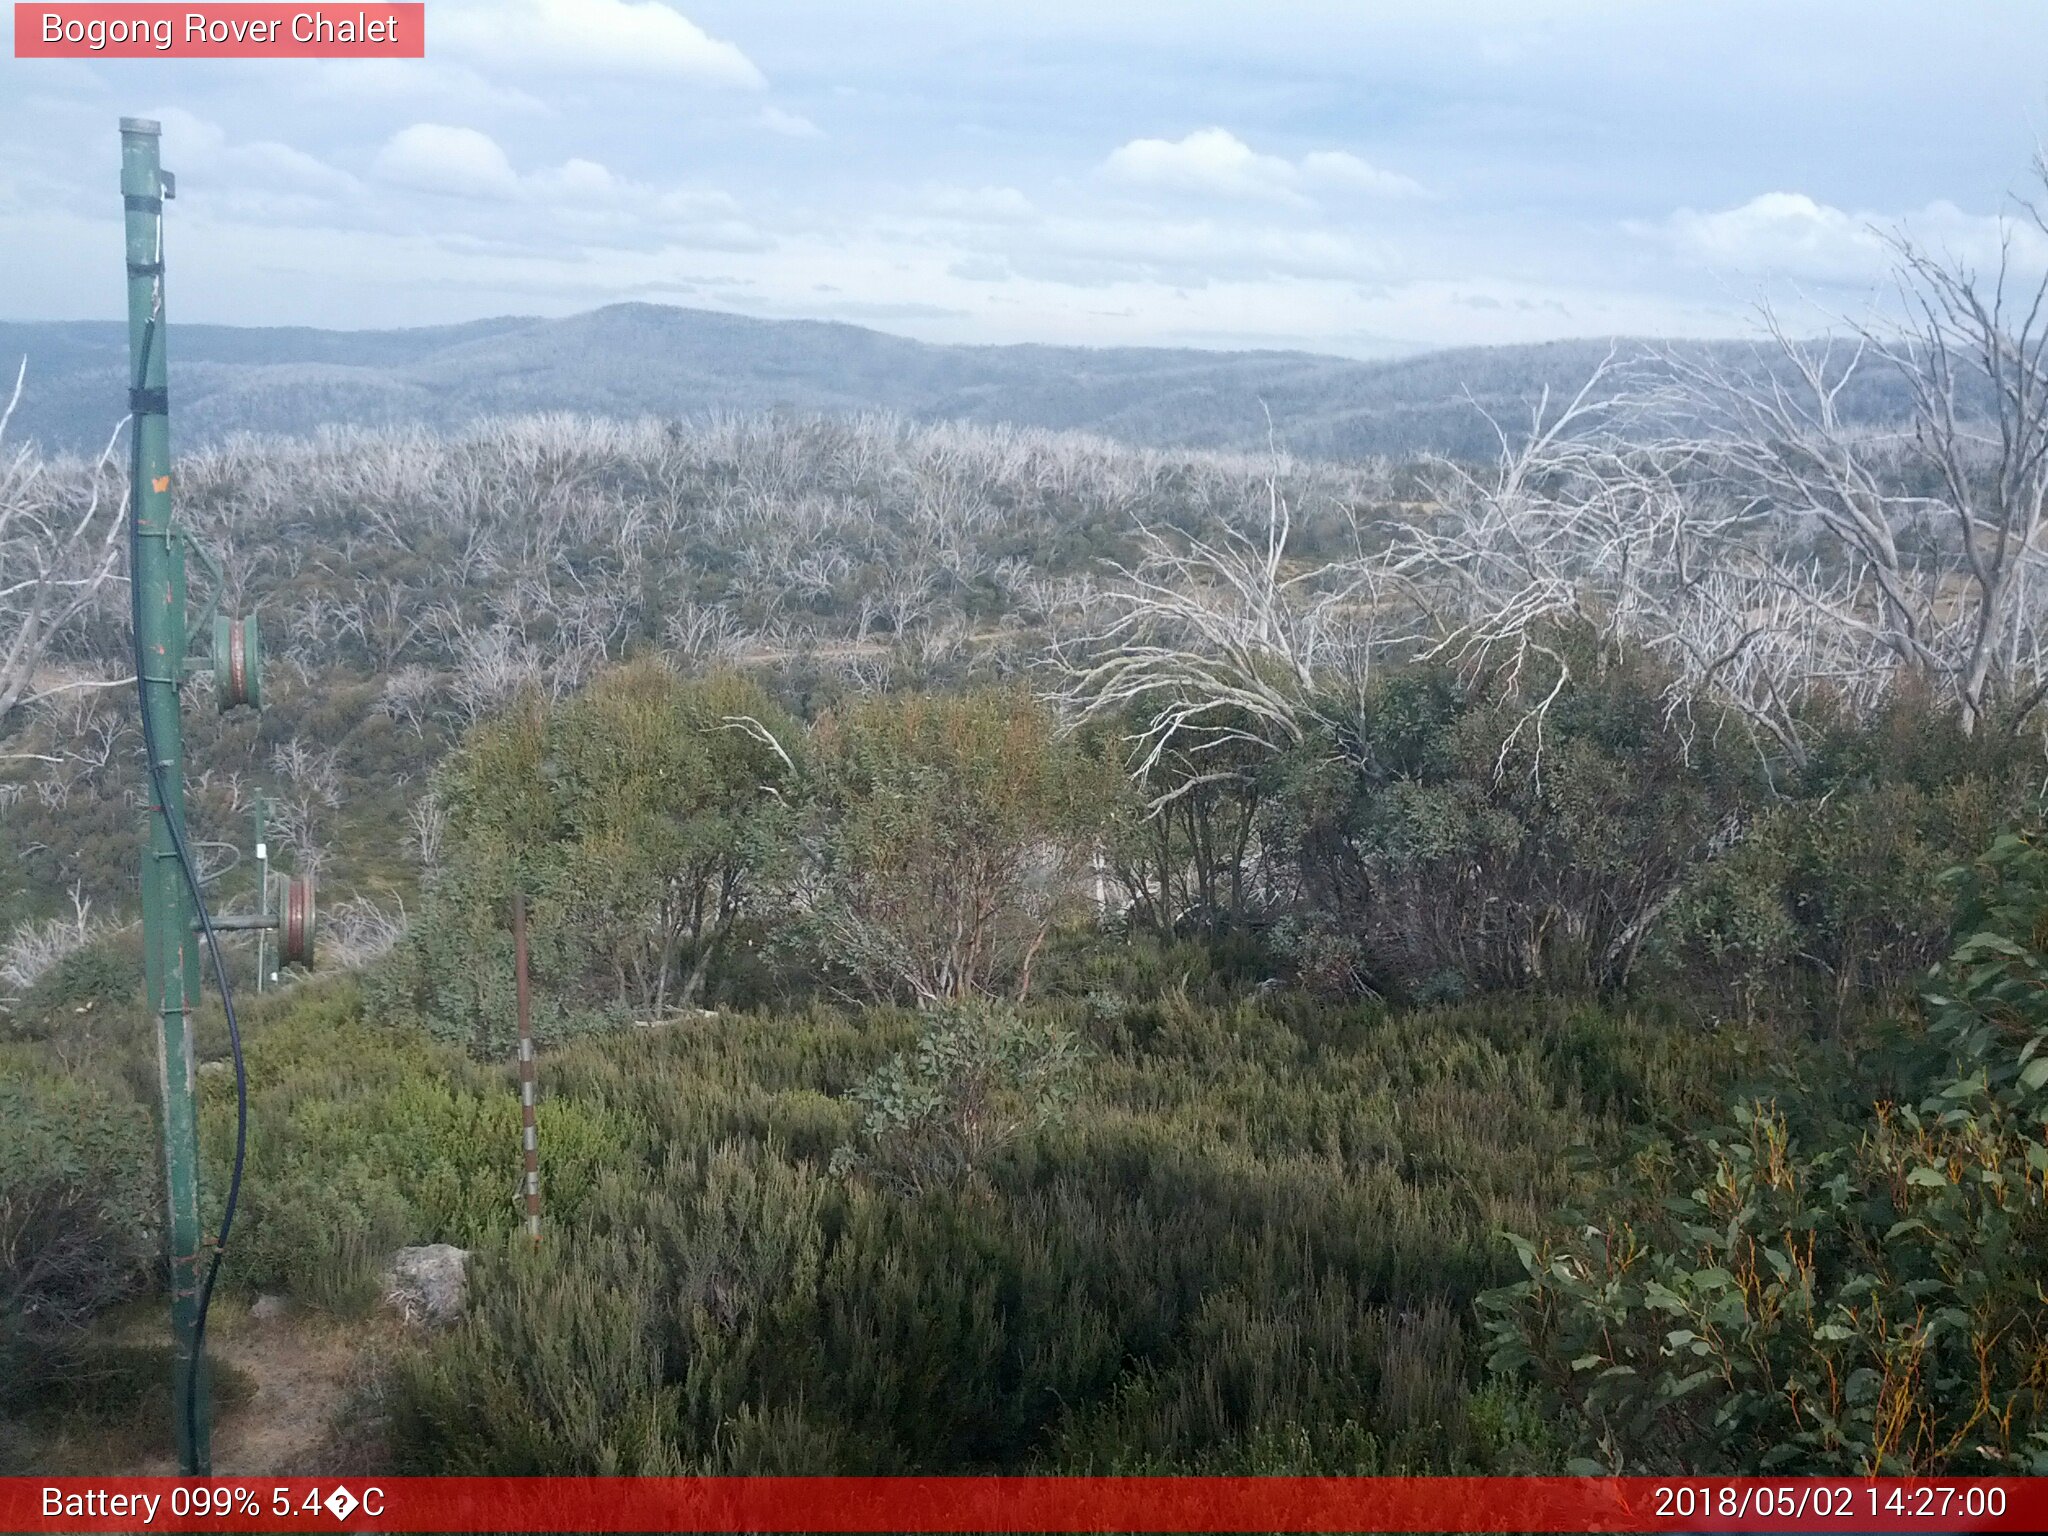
[226,618,246,704]
[281,876,314,966]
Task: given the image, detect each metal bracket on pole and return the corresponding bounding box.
[194,874,314,966]
[183,536,224,649]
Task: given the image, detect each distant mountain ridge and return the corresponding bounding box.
[0,302,1919,463]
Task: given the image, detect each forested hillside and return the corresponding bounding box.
[0,304,1931,463]
[5,230,2047,1477]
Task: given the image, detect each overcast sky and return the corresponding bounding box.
[4,0,2047,356]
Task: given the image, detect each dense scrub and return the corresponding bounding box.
[218,977,1753,1473]
[340,649,2041,1045]
[0,412,1391,961]
[0,1064,158,1417]
[7,636,2046,1472]
[5,384,2046,1474]
[1486,831,2048,1474]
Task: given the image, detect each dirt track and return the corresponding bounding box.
[20,1302,392,1480]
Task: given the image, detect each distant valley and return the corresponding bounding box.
[0,303,1921,462]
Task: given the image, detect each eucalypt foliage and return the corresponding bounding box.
[830,1004,1083,1195]
[1480,827,2048,1475]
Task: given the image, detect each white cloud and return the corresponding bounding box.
[1300,150,1425,199]
[1100,128,1422,207]
[373,124,522,200]
[1652,191,2047,284]
[759,106,823,139]
[156,108,229,159]
[152,108,362,202]
[528,157,619,202]
[647,188,768,249]
[1103,128,1308,205]
[367,125,766,251]
[651,187,742,220]
[437,0,765,87]
[0,191,1746,352]
[296,59,551,115]
[1023,214,1390,286]
[1657,192,1883,281]
[920,184,1037,224]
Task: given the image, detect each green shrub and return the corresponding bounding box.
[0,1068,157,1413]
[1648,739,2026,1030]
[830,1005,1082,1192]
[806,688,1117,1004]
[1482,825,2048,1474]
[2,929,147,1048]
[195,978,640,1308]
[385,989,1732,1474]
[370,664,802,1053]
[1267,638,1746,999]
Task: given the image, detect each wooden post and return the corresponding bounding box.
[253,794,269,993]
[513,890,540,1244]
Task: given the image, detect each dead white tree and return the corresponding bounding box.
[378,665,440,736]
[0,361,131,723]
[447,623,544,724]
[1867,209,2048,731]
[407,791,448,869]
[1055,466,1380,806]
[1391,356,1921,775]
[1389,185,2048,767]
[321,893,407,969]
[1386,356,1641,774]
[1646,262,2048,741]
[663,599,749,664]
[269,737,343,875]
[0,882,108,996]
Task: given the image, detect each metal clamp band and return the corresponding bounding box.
[130,386,170,417]
[124,193,162,214]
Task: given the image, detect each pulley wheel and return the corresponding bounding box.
[214,613,262,712]
[279,874,316,967]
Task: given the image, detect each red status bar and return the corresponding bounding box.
[6,1476,2043,1533]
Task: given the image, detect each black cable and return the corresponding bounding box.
[128,237,249,1470]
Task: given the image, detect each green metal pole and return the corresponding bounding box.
[121,116,210,1476]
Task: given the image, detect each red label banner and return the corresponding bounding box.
[13,5,424,58]
[2,1476,2042,1533]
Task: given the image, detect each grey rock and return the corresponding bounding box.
[381,1243,471,1328]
